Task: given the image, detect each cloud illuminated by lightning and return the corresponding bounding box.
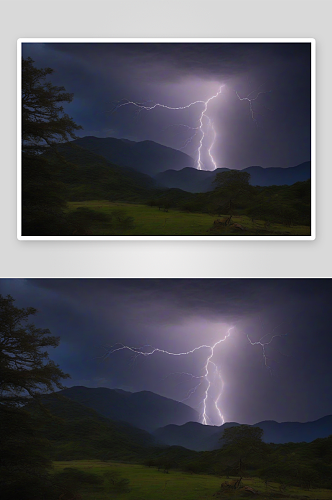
[112,85,224,170]
[102,326,286,426]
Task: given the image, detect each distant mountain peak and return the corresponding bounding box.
[58,385,199,432]
[155,162,311,192]
[72,136,195,176]
[154,414,332,451]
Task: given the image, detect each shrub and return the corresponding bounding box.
[111,209,135,229]
[52,468,103,499]
[103,470,131,493]
[66,207,110,235]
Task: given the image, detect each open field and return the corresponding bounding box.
[67,201,311,236]
[53,460,332,500]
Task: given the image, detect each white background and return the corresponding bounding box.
[1,0,331,278]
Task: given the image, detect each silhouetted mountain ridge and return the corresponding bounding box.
[58,386,199,432]
[71,136,195,176]
[154,414,332,451]
[155,162,311,193]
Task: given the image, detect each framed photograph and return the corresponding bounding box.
[18,38,315,240]
[2,278,332,499]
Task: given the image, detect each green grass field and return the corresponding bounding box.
[53,460,332,500]
[67,201,311,236]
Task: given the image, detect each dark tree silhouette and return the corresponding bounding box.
[213,170,251,213]
[220,425,265,475]
[0,294,70,499]
[22,57,82,154]
[21,57,82,236]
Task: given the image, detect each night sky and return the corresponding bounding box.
[22,42,311,170]
[1,279,330,426]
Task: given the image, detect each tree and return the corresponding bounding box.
[21,57,82,236]
[213,170,251,191]
[22,57,82,154]
[0,294,70,499]
[0,294,69,406]
[213,170,251,213]
[220,425,265,475]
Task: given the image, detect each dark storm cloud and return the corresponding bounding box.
[45,42,310,82]
[1,279,330,424]
[22,41,311,169]
[2,278,328,340]
[17,278,316,321]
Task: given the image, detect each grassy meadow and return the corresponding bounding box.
[67,201,311,237]
[52,460,332,500]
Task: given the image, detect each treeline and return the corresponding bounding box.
[144,425,332,491]
[146,172,311,229]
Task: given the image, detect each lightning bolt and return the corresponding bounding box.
[102,326,286,426]
[201,329,233,424]
[112,85,224,170]
[206,117,218,171]
[103,327,233,425]
[235,86,272,125]
[246,329,288,375]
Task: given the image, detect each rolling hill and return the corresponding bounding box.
[26,393,157,461]
[44,142,157,201]
[155,162,311,193]
[71,136,196,176]
[57,386,199,432]
[154,415,332,451]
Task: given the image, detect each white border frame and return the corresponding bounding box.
[17,38,316,241]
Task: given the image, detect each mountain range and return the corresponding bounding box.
[154,415,332,451]
[57,386,199,432]
[71,136,195,176]
[155,162,311,193]
[55,386,332,451]
[68,136,310,191]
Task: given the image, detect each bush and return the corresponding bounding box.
[111,209,135,229]
[103,470,131,493]
[146,199,158,207]
[182,462,206,474]
[52,467,103,498]
[66,207,110,235]
[143,458,155,467]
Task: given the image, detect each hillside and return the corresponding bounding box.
[58,386,199,432]
[154,415,332,451]
[44,142,157,201]
[155,162,311,193]
[26,394,157,461]
[71,136,195,176]
[24,393,332,490]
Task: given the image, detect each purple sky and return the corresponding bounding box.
[1,278,330,426]
[22,42,311,170]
